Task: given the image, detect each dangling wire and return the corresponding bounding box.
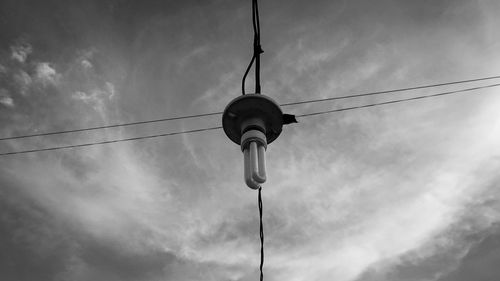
[241,1,266,279]
[253,0,263,94]
[242,0,264,95]
[242,56,256,95]
[258,187,264,281]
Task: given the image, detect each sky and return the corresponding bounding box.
[1,0,500,280]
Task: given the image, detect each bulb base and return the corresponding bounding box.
[222,94,283,146]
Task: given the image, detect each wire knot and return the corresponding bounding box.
[255,44,264,54]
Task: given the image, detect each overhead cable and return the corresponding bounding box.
[0,112,222,141]
[242,0,264,95]
[258,186,264,281]
[296,82,500,117]
[0,126,222,156]
[282,75,500,106]
[2,75,500,142]
[1,83,499,157]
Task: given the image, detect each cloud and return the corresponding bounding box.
[436,225,500,281]
[10,43,33,63]
[0,89,14,107]
[71,81,116,116]
[250,84,500,281]
[35,62,60,85]
[353,195,500,281]
[0,96,14,107]
[13,70,32,95]
[81,59,93,69]
[1,1,500,281]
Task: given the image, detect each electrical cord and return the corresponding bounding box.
[242,55,256,95]
[296,82,500,117]
[1,83,499,156]
[0,126,222,156]
[242,0,263,95]
[0,112,222,141]
[2,76,499,142]
[243,1,265,280]
[258,187,264,281]
[281,75,500,106]
[253,0,263,94]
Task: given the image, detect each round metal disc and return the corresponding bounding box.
[222,94,283,145]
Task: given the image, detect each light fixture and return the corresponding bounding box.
[222,94,284,189]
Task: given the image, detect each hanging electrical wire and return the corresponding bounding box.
[296,82,500,117]
[242,0,264,95]
[2,75,500,142]
[0,112,222,141]
[240,1,266,279]
[253,0,263,94]
[280,74,500,106]
[0,126,222,156]
[258,186,264,281]
[1,83,498,155]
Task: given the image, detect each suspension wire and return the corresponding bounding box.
[242,1,264,280]
[296,82,500,118]
[281,75,500,106]
[241,1,256,95]
[0,126,222,156]
[0,112,222,141]
[242,0,263,95]
[258,186,264,281]
[2,75,500,142]
[254,0,264,277]
[242,55,256,95]
[253,0,263,94]
[1,83,499,157]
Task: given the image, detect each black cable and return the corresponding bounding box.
[258,187,264,281]
[0,112,223,141]
[252,1,264,280]
[297,83,500,118]
[1,83,498,156]
[242,0,263,95]
[253,0,263,94]
[242,55,256,95]
[0,126,222,156]
[2,76,500,142]
[281,75,500,106]
[252,0,259,37]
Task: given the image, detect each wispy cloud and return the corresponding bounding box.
[1,1,500,281]
[10,43,33,63]
[35,62,60,85]
[13,70,32,95]
[0,89,14,107]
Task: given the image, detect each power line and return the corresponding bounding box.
[1,83,498,157]
[2,75,500,141]
[258,186,264,281]
[242,55,256,95]
[282,74,500,106]
[253,0,263,95]
[296,83,500,117]
[242,0,264,95]
[0,126,222,156]
[0,112,223,141]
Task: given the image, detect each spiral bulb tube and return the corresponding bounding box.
[241,130,267,189]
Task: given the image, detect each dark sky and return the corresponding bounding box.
[1,0,500,280]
